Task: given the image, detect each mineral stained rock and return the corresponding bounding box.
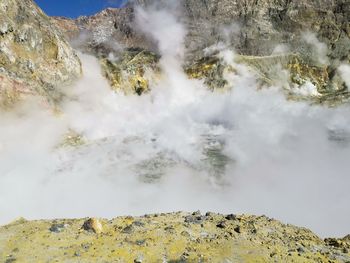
[53,0,350,103]
[0,212,349,262]
[54,0,350,62]
[0,0,81,108]
[100,48,160,95]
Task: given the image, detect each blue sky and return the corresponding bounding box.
[34,0,126,18]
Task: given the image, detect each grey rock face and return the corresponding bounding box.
[0,0,81,108]
[53,0,349,103]
[55,0,350,63]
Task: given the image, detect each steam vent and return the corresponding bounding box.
[1,0,350,262]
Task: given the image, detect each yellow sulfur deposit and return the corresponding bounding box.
[1,212,349,262]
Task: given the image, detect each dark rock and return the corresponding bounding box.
[135,240,146,246]
[225,214,237,221]
[181,252,190,260]
[192,210,201,216]
[325,238,343,248]
[270,252,277,257]
[133,221,145,227]
[184,214,206,224]
[234,226,241,234]
[49,223,65,233]
[165,226,175,233]
[297,247,305,253]
[122,225,134,234]
[216,221,226,229]
[81,243,92,251]
[82,218,103,234]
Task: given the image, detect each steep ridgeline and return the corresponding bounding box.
[0,0,81,108]
[135,0,350,62]
[53,0,350,103]
[54,0,350,61]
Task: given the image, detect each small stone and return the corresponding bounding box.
[234,226,241,233]
[82,218,103,234]
[133,221,145,227]
[325,238,342,248]
[49,223,65,233]
[181,252,190,260]
[297,247,305,253]
[136,240,146,246]
[225,214,236,221]
[122,225,133,234]
[216,221,226,229]
[185,215,205,224]
[81,243,91,251]
[165,226,175,233]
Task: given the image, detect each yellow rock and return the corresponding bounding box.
[81,218,103,234]
[0,212,349,262]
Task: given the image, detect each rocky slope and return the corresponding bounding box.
[0,0,81,108]
[52,0,350,103]
[0,1,350,262]
[1,212,350,262]
[54,0,350,61]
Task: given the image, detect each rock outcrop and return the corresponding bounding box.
[55,0,350,61]
[100,48,160,95]
[0,0,81,108]
[1,212,349,262]
[53,0,350,103]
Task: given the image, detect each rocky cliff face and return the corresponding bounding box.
[53,0,350,103]
[55,0,350,61]
[0,0,81,108]
[1,212,350,262]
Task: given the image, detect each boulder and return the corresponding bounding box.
[0,0,81,108]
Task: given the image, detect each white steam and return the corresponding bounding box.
[339,64,350,89]
[302,32,329,65]
[0,6,350,238]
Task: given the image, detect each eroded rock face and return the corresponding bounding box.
[53,0,349,102]
[0,212,349,262]
[0,0,81,108]
[100,48,160,95]
[54,0,350,62]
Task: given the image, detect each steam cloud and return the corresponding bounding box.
[0,4,349,238]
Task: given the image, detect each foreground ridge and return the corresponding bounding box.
[1,212,349,262]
